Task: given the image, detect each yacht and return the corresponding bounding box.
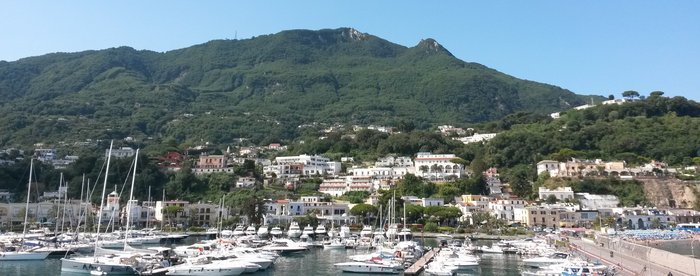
[287,222,302,238]
[360,225,373,237]
[479,244,504,254]
[244,225,256,236]
[302,224,315,237]
[424,261,458,276]
[397,228,413,242]
[261,239,307,254]
[334,260,403,274]
[339,225,351,239]
[523,252,570,268]
[322,239,345,250]
[257,225,269,238]
[314,224,327,236]
[269,226,283,237]
[167,256,247,276]
[232,225,245,236]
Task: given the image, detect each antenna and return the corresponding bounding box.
[235,31,238,40]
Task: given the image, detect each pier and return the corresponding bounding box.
[405,247,440,275]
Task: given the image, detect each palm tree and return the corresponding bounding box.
[419,165,429,177]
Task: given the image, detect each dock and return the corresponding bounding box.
[405,247,440,275]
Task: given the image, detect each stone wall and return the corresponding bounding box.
[598,235,700,275]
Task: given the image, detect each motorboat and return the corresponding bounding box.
[360,225,373,237]
[397,228,413,242]
[424,261,458,276]
[334,260,403,274]
[479,244,504,254]
[261,239,307,254]
[244,225,256,236]
[287,222,302,238]
[339,225,351,239]
[523,252,570,268]
[323,239,345,250]
[257,225,269,238]
[232,225,245,236]
[166,256,247,276]
[302,224,315,237]
[314,224,327,236]
[269,226,283,237]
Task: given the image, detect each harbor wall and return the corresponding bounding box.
[598,235,700,275]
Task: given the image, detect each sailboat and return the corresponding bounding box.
[0,158,51,261]
[61,145,157,275]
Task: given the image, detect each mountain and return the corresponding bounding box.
[0,28,595,146]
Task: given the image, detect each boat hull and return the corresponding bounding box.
[0,251,50,261]
[61,257,139,275]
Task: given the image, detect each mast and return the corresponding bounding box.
[403,201,407,230]
[146,185,151,229]
[77,174,85,234]
[54,173,64,236]
[161,188,165,231]
[21,159,34,250]
[123,149,139,249]
[94,140,114,256]
[61,181,68,233]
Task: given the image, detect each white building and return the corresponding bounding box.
[106,147,136,159]
[538,187,574,201]
[456,133,498,144]
[375,156,413,167]
[536,160,560,177]
[269,155,341,177]
[236,177,256,188]
[350,166,412,179]
[576,193,620,210]
[488,199,526,223]
[413,152,464,181]
[422,198,444,207]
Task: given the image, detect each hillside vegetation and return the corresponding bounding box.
[0,28,590,147]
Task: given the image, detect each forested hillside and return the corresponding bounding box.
[0,28,591,147]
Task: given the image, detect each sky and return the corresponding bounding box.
[2,1,699,100]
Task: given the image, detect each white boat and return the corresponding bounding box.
[167,256,247,276]
[479,244,504,253]
[61,255,143,275]
[424,261,458,276]
[0,160,51,261]
[0,250,51,261]
[339,225,351,239]
[302,224,315,237]
[257,225,269,238]
[323,239,345,250]
[523,252,569,268]
[261,239,307,254]
[397,228,413,241]
[334,261,403,274]
[287,222,302,238]
[269,226,283,237]
[232,225,245,236]
[244,225,256,236]
[360,225,373,237]
[314,224,327,236]
[522,261,607,276]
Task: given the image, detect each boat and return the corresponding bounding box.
[166,256,247,276]
[0,159,51,261]
[269,226,283,237]
[261,239,307,254]
[360,225,373,237]
[287,222,302,238]
[522,252,570,268]
[314,224,327,236]
[232,225,245,236]
[244,225,256,236]
[302,224,315,237]
[323,239,345,250]
[424,261,458,276]
[339,225,351,239]
[334,260,403,274]
[257,225,269,238]
[397,228,413,242]
[479,244,504,254]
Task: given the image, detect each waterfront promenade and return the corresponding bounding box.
[571,238,693,276]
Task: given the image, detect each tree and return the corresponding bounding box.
[404,204,424,224]
[622,90,640,100]
[649,91,664,98]
[505,164,535,199]
[545,194,558,204]
[350,204,378,224]
[163,205,184,229]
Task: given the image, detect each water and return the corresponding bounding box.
[0,239,524,276]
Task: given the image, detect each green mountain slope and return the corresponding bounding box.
[0,28,592,146]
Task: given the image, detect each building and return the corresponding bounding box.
[35,148,57,162]
[456,133,498,144]
[350,166,411,179]
[375,156,413,167]
[193,155,234,174]
[98,188,121,224]
[235,177,256,188]
[421,198,444,207]
[155,200,190,227]
[106,147,136,159]
[536,160,560,177]
[189,202,228,227]
[269,155,341,177]
[521,206,566,229]
[538,187,574,201]
[413,152,464,181]
[121,199,157,228]
[156,151,184,172]
[488,199,526,223]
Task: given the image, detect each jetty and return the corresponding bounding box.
[405,247,440,275]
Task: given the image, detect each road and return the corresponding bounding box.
[569,238,692,276]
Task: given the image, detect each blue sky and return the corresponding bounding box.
[2,1,699,100]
